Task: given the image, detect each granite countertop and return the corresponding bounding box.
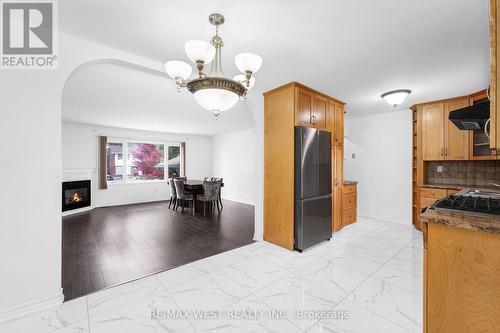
[421,184,463,190]
[344,180,358,185]
[421,184,500,191]
[420,209,500,234]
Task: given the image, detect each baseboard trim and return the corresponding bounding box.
[253,233,263,241]
[358,211,411,226]
[97,198,168,208]
[62,205,94,217]
[0,289,64,324]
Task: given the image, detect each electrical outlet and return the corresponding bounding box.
[437,165,443,173]
[352,153,356,159]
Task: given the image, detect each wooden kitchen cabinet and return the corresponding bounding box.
[421,98,470,160]
[445,99,470,159]
[420,186,459,211]
[333,102,344,146]
[469,90,497,159]
[423,222,500,333]
[342,183,357,227]
[312,95,328,130]
[296,87,314,127]
[422,103,445,160]
[295,87,329,130]
[264,82,345,250]
[332,146,343,232]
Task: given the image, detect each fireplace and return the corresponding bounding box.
[62,180,91,212]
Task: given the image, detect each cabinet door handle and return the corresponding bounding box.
[311,115,316,125]
[440,148,444,157]
[445,147,448,157]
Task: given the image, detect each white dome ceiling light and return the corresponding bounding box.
[381,89,411,108]
[165,13,262,120]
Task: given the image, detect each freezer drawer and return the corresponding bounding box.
[295,195,332,251]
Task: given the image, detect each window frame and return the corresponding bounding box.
[105,138,182,185]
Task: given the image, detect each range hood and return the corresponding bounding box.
[448,101,490,130]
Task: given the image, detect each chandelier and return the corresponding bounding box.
[165,13,262,120]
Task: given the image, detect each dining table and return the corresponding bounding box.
[183,179,225,193]
[170,179,224,214]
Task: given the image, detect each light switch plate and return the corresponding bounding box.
[437,165,443,173]
[352,153,356,159]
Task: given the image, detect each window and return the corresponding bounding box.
[106,139,182,183]
[168,146,180,178]
[106,143,123,181]
[127,143,165,181]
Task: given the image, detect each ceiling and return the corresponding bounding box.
[60,0,490,131]
[62,61,255,135]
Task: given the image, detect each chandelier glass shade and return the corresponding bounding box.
[165,13,262,119]
[184,40,215,65]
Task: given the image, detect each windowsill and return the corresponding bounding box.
[107,180,168,186]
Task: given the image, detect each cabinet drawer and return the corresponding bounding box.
[343,184,356,195]
[343,208,356,226]
[421,197,438,210]
[343,193,356,211]
[420,187,447,199]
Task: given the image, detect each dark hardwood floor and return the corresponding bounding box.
[62,199,254,301]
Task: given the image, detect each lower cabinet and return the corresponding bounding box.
[341,183,357,227]
[423,223,500,332]
[420,186,459,211]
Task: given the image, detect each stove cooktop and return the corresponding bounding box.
[432,194,500,215]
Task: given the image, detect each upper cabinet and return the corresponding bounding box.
[312,95,328,130]
[422,98,470,160]
[295,86,337,131]
[444,99,470,160]
[333,102,344,146]
[296,88,314,127]
[422,103,445,160]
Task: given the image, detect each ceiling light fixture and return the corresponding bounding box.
[381,89,411,108]
[165,13,262,120]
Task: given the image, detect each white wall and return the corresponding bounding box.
[62,122,212,208]
[212,128,256,205]
[0,31,263,319]
[0,33,166,319]
[344,111,413,225]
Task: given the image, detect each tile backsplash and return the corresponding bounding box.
[425,160,500,186]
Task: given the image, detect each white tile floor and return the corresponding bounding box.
[0,217,423,333]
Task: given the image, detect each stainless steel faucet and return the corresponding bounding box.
[488,183,500,188]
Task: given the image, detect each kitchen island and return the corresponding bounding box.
[420,208,500,333]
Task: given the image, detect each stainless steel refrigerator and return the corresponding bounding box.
[294,126,332,252]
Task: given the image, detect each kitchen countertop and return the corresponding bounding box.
[421,184,463,190]
[421,184,500,191]
[420,208,500,234]
[343,180,358,185]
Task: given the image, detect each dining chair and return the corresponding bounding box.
[168,178,177,210]
[196,180,221,216]
[213,177,223,209]
[173,179,194,214]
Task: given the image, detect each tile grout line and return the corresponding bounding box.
[310,234,421,332]
[85,296,91,333]
[154,274,198,332]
